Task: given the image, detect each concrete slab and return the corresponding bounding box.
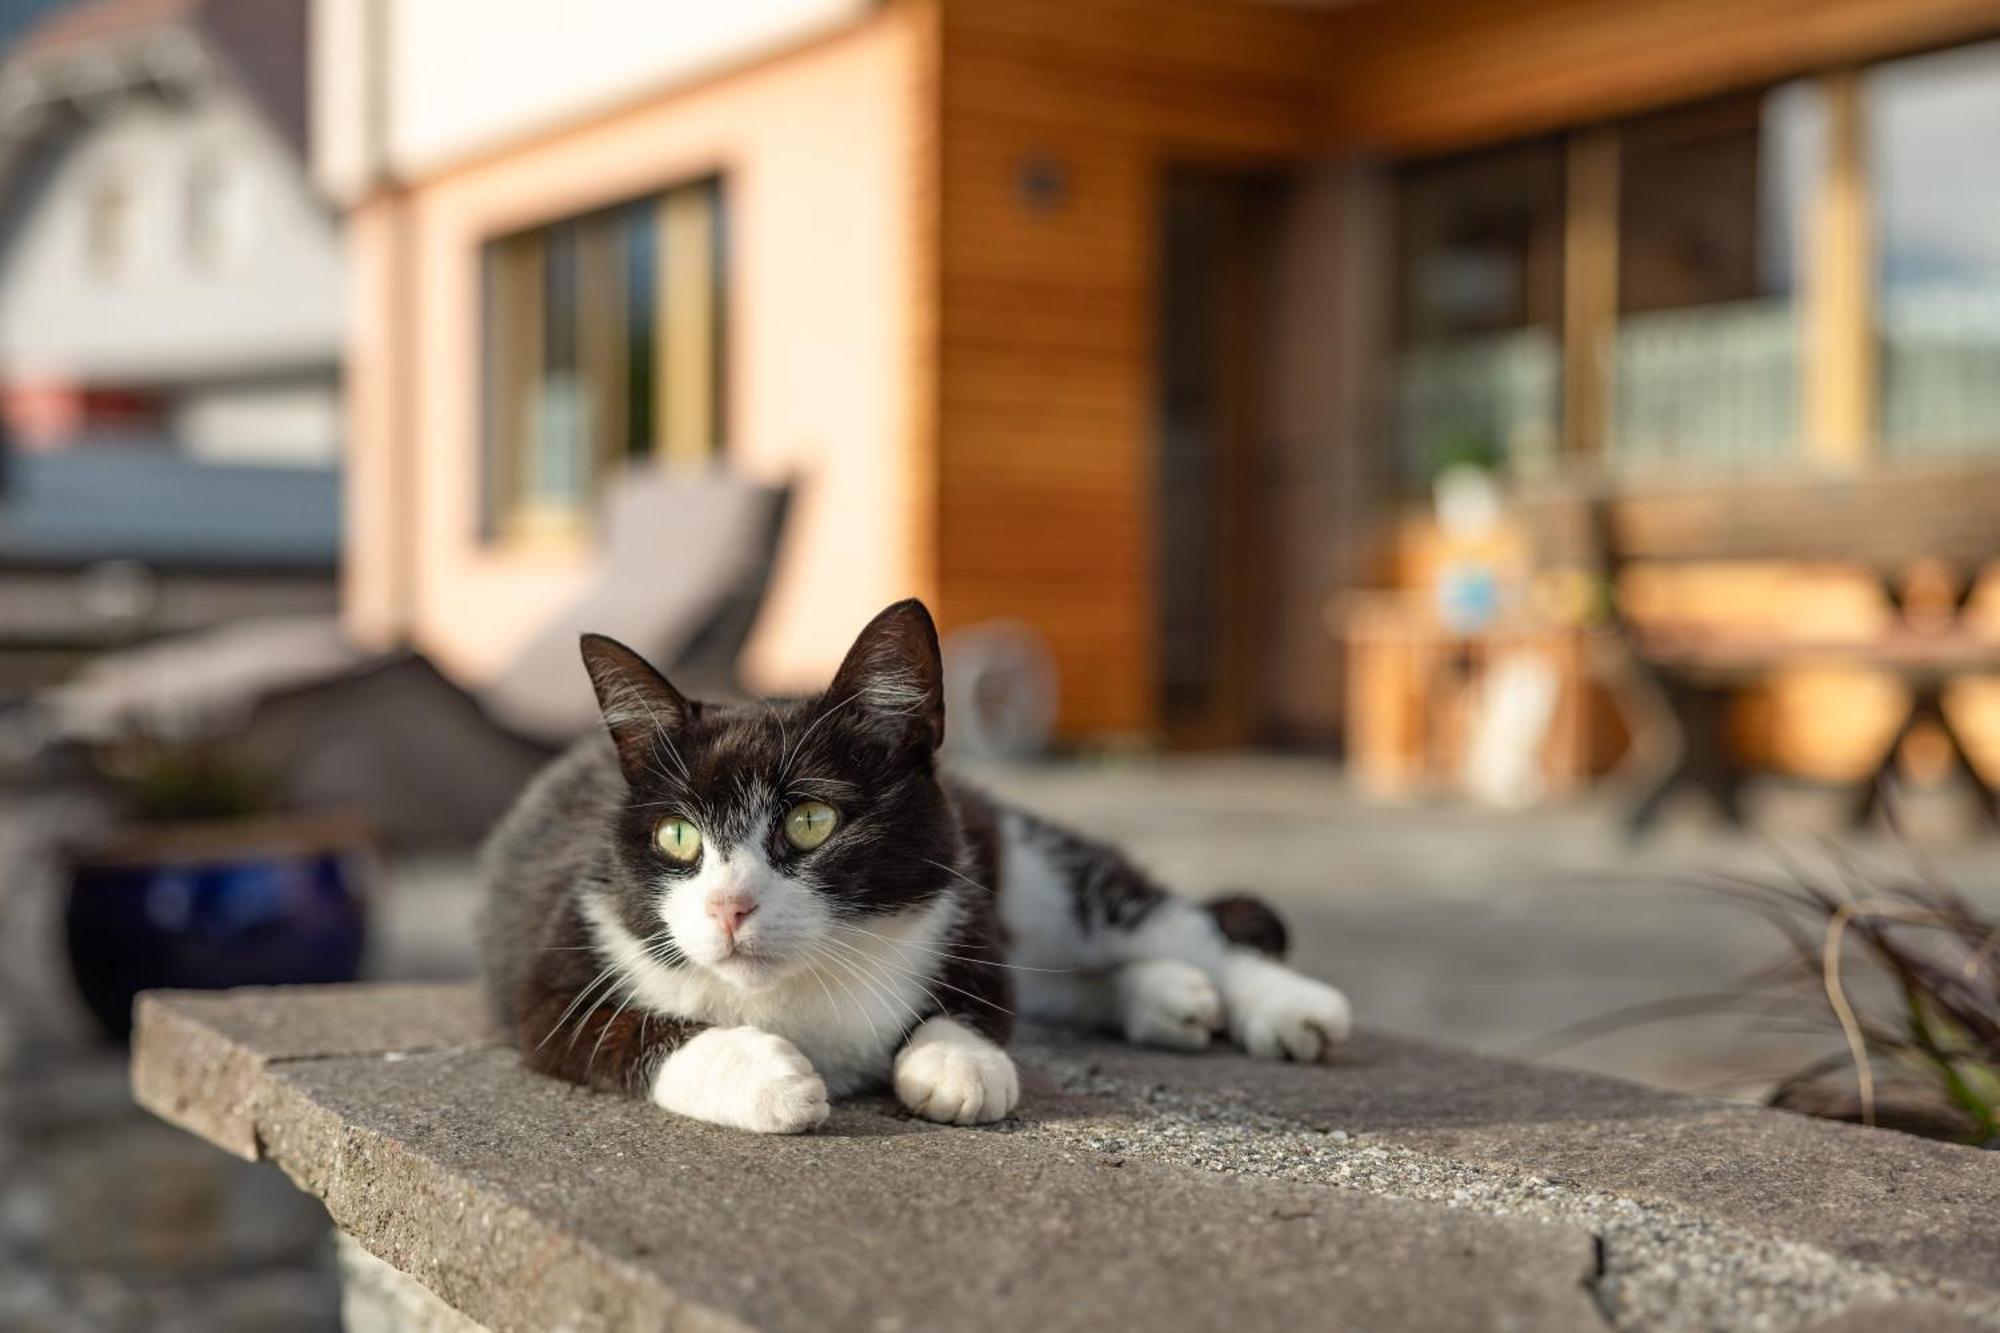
[131,984,492,1159]
[1387,1107,2000,1288]
[133,985,2000,1333]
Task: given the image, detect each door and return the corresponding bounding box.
[1154,168,1280,746]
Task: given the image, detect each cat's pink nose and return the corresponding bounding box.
[707,897,757,941]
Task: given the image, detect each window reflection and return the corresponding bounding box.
[1869,40,2000,454]
[1611,82,1822,470]
[1395,140,1565,479]
[481,179,726,542]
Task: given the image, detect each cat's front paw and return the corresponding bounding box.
[653,1026,830,1134]
[1117,958,1221,1050]
[1222,955,1352,1063]
[894,1016,1019,1125]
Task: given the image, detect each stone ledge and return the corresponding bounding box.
[131,985,2000,1333]
[132,984,493,1159]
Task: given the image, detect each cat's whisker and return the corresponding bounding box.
[766,701,789,784]
[817,932,1014,1019]
[779,689,865,782]
[808,943,901,1044]
[837,947,993,1033]
[797,941,862,1044]
[831,922,1008,968]
[816,936,940,1030]
[921,857,1000,898]
[540,923,684,1054]
[535,960,624,1050]
[813,940,896,1047]
[561,974,629,1052]
[585,983,642,1076]
[829,919,1075,975]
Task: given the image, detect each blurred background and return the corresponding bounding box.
[2,0,2000,1326]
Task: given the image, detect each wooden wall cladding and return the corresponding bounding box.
[931,0,1332,738]
[1319,0,2000,154]
[928,0,2000,740]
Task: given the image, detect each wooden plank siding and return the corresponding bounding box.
[931,0,1336,737]
[928,0,2000,741]
[1318,0,2000,154]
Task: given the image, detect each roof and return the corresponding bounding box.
[1,0,308,158]
[0,447,338,570]
[11,0,202,55]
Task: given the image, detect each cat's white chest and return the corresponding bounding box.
[583,893,959,1096]
[730,964,919,1094]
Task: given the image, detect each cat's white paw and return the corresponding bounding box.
[894,1016,1019,1125]
[1221,954,1352,1063]
[652,1026,829,1134]
[1117,958,1221,1050]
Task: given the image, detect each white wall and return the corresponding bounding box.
[0,83,345,387]
[313,0,871,199]
[342,11,925,693]
[172,372,344,466]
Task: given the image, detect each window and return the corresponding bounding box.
[482,178,726,541]
[1611,83,1822,469]
[1868,40,2000,454]
[1395,140,1565,479]
[186,153,252,270]
[85,176,130,280]
[1389,41,2000,478]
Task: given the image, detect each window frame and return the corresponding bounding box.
[1388,39,2000,484]
[477,175,729,547]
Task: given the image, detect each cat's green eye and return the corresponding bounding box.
[654,817,703,864]
[783,801,839,851]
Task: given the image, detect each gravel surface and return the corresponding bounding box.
[1009,1031,2000,1333]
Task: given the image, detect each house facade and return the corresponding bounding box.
[0,0,343,698]
[321,0,2000,747]
[0,0,344,465]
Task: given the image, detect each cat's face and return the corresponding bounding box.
[581,600,959,992]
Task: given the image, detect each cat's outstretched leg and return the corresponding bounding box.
[1115,958,1222,1050]
[1124,901,1351,1062]
[996,808,1351,1062]
[1215,949,1352,1062]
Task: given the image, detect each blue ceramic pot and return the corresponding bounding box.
[64,821,370,1040]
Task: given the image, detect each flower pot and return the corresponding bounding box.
[63,816,371,1040]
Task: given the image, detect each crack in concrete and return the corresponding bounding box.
[1008,1041,2000,1333]
[1587,1232,1618,1328]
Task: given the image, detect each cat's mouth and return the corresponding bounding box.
[704,944,790,988]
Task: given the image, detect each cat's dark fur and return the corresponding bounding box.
[479,599,1350,1132]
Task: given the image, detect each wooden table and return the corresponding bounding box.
[1632,625,2000,828]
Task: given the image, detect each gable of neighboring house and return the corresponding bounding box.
[0,0,342,467]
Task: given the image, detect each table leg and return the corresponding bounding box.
[1629,678,1744,834]
[1850,683,1999,829]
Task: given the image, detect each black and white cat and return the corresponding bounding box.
[479,599,1352,1133]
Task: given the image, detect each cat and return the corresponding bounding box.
[479,598,1352,1133]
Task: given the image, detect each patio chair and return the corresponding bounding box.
[24,469,793,845]
[479,470,792,742]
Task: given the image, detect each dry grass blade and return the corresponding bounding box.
[1579,843,2000,1148]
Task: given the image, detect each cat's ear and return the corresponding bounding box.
[579,634,691,783]
[826,599,944,752]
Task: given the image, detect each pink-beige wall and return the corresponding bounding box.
[342,12,931,693]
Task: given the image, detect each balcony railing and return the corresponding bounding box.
[1881,274,2000,455]
[1396,328,1561,479]
[1398,286,2000,479]
[1611,299,1798,472]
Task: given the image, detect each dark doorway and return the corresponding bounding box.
[1154,168,1281,746]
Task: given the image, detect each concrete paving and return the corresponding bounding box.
[967,758,2000,1097]
[134,984,2000,1333]
[374,756,2000,1100]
